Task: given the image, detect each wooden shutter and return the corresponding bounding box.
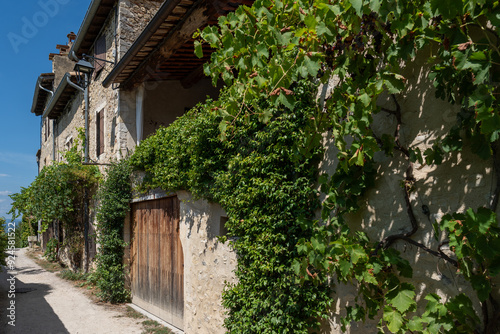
[94,35,106,76]
[44,118,48,142]
[96,110,104,156]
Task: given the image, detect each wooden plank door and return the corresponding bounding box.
[131,196,183,329]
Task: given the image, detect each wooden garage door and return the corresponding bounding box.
[131,196,184,329]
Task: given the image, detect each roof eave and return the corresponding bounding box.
[69,0,115,61]
[42,73,79,119]
[102,0,182,88]
[31,74,55,116]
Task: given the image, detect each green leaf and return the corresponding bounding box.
[339,259,351,278]
[349,0,363,16]
[388,284,416,313]
[350,245,366,264]
[256,43,269,59]
[358,93,371,107]
[470,275,491,301]
[407,317,423,331]
[383,306,404,333]
[316,22,332,36]
[368,0,380,12]
[304,56,321,77]
[194,40,203,58]
[383,74,405,94]
[304,15,317,29]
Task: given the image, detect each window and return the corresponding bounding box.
[65,136,73,151]
[96,110,104,157]
[94,35,106,77]
[44,118,49,142]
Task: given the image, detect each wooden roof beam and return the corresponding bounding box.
[122,3,210,89]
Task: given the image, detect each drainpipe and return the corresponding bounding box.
[66,74,90,272]
[136,84,145,145]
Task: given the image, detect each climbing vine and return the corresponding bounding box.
[9,129,100,268]
[133,0,500,330]
[131,85,331,332]
[199,0,500,332]
[94,159,133,303]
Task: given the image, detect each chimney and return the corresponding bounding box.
[50,32,77,88]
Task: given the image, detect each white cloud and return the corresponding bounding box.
[0,174,10,177]
[0,191,11,196]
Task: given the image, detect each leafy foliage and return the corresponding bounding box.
[439,208,500,302]
[193,0,500,332]
[94,159,133,303]
[131,84,332,332]
[44,237,59,262]
[0,217,8,266]
[15,218,37,248]
[9,129,100,269]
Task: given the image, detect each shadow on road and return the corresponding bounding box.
[0,267,69,334]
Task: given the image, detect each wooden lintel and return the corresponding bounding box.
[158,6,209,60]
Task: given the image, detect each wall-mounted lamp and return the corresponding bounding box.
[74,59,94,88]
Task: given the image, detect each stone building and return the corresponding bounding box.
[29,1,497,333]
[29,0,249,332]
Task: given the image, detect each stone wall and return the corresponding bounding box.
[317,53,497,332]
[38,51,76,171]
[86,7,119,164]
[117,0,165,59]
[52,53,75,89]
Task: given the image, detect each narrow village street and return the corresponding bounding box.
[0,248,145,334]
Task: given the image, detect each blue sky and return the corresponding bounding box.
[0,0,91,220]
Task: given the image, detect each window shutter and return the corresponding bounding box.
[99,111,105,156]
[94,35,106,76]
[44,118,48,142]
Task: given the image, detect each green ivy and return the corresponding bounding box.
[131,83,332,332]
[45,238,59,262]
[15,218,37,248]
[9,129,100,269]
[191,0,500,332]
[94,159,133,303]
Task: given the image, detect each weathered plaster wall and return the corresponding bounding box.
[318,54,497,332]
[143,79,220,138]
[52,54,75,88]
[117,88,138,155]
[177,191,237,334]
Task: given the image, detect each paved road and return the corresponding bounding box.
[0,248,144,334]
